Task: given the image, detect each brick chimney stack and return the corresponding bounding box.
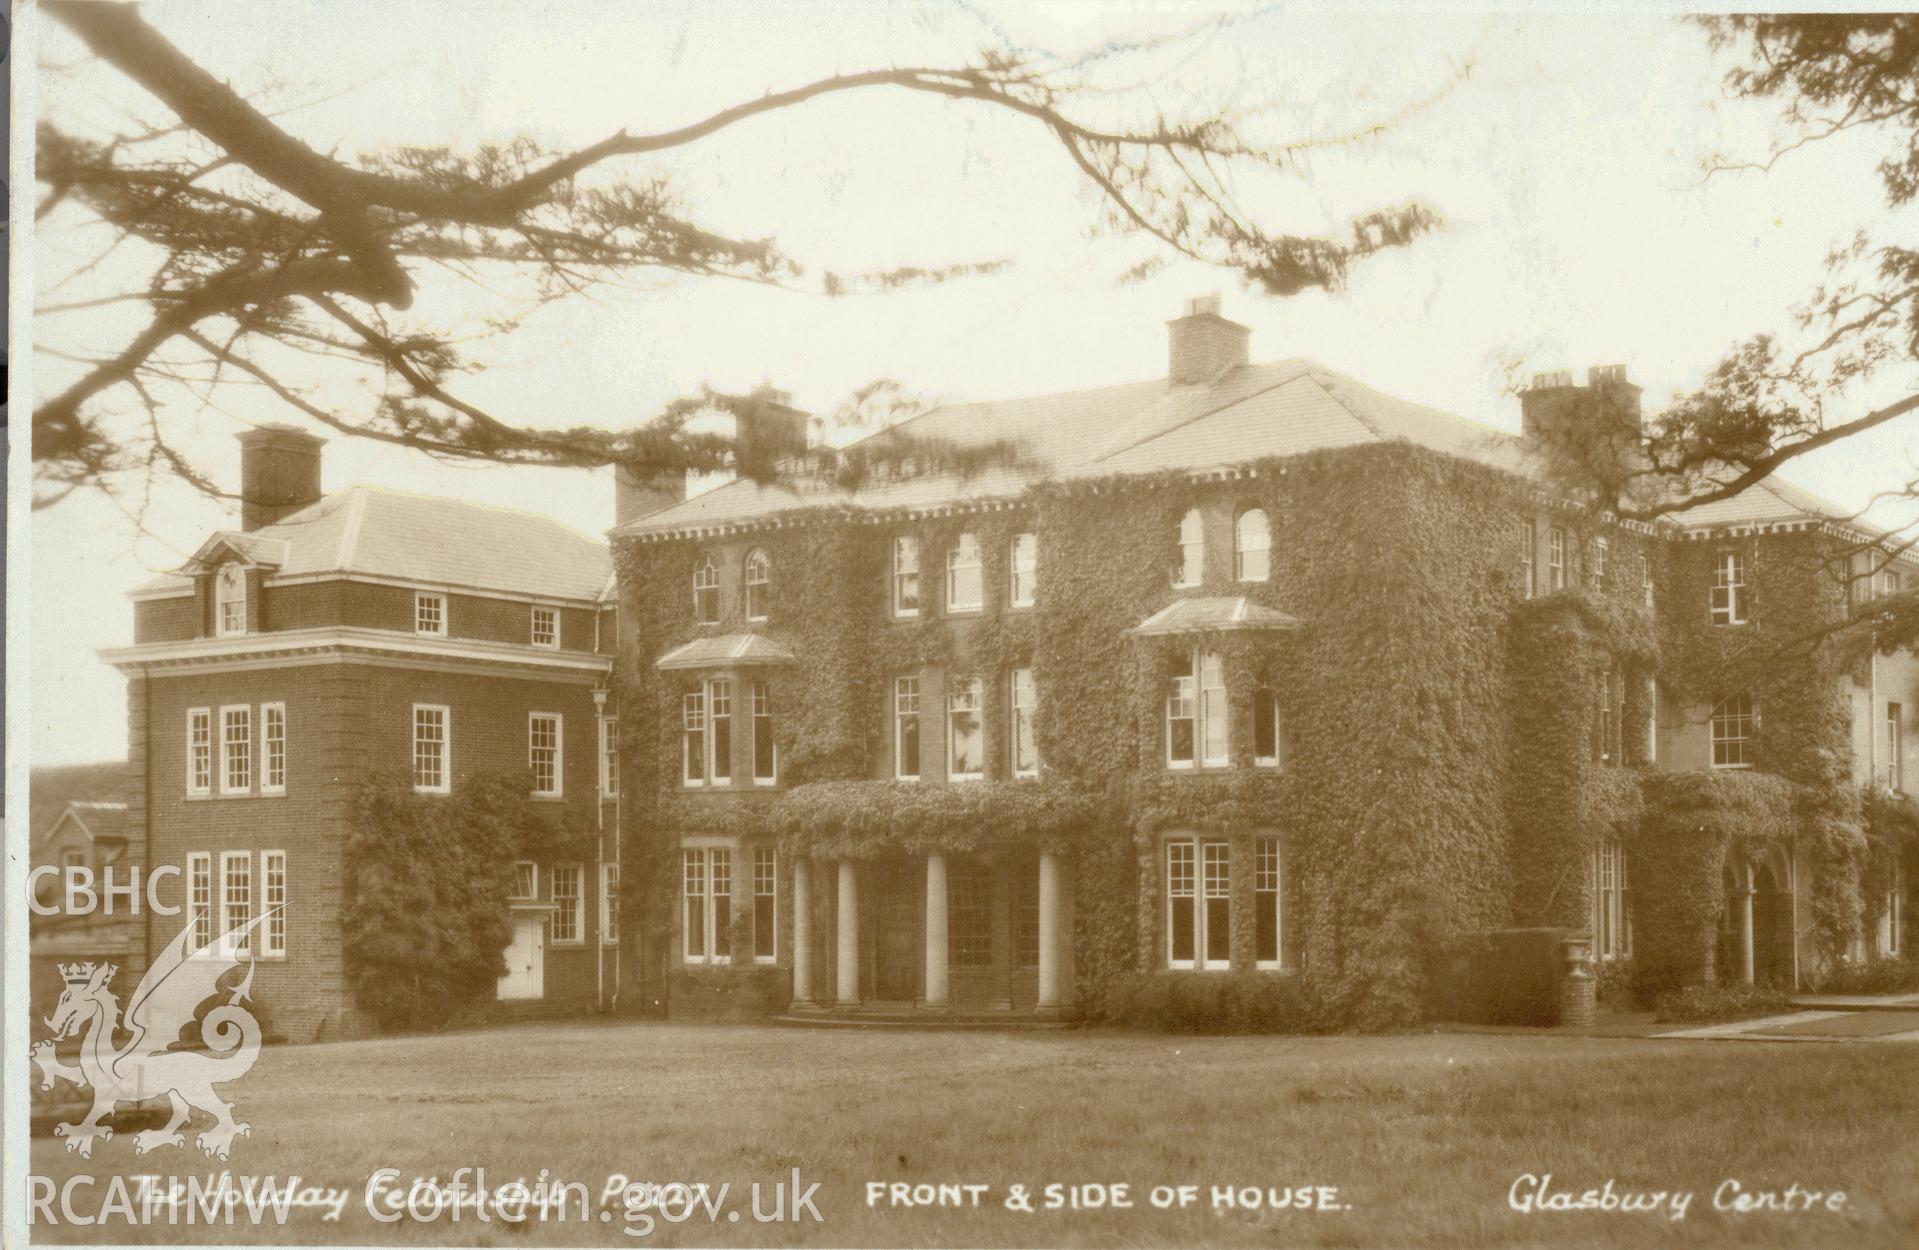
[1519,365,1642,443]
[1168,293,1250,385]
[236,425,325,531]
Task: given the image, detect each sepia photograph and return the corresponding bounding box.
[7,3,1919,1247]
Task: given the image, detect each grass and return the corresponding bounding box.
[24,1021,1919,1247]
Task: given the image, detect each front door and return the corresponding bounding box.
[874,866,919,1002]
[497,913,546,1000]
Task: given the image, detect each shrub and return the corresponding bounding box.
[1102,971,1335,1034]
[1813,956,1919,996]
[1651,984,1793,1024]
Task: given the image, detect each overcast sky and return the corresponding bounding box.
[24,3,1919,765]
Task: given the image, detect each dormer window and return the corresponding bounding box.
[744,548,771,622]
[215,564,247,637]
[1235,509,1270,582]
[693,557,720,624]
[415,592,446,636]
[1174,510,1204,588]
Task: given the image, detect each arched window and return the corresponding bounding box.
[215,564,247,636]
[693,557,720,623]
[1174,509,1204,588]
[744,549,770,621]
[1235,509,1270,582]
[947,533,983,612]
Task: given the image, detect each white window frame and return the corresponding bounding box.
[1167,650,1230,768]
[1889,861,1905,957]
[215,563,248,637]
[707,679,733,786]
[188,852,213,951]
[1647,678,1660,763]
[1235,509,1271,583]
[895,676,921,781]
[1010,668,1039,779]
[187,708,213,796]
[1548,527,1566,591]
[893,536,921,619]
[1590,535,1609,590]
[260,702,287,795]
[1642,556,1655,609]
[551,863,585,945]
[529,712,563,798]
[744,548,771,622]
[1889,702,1904,792]
[415,592,446,637]
[1520,519,1536,599]
[946,533,984,613]
[412,703,451,794]
[682,844,734,965]
[751,682,777,785]
[751,846,777,964]
[1166,838,1230,971]
[1009,533,1038,608]
[511,860,538,901]
[1710,693,1755,770]
[599,715,620,797]
[219,705,252,795]
[1174,509,1204,588]
[530,606,559,649]
[219,850,252,954]
[601,863,620,946]
[693,557,720,623]
[1710,551,1748,626]
[1253,685,1281,769]
[1592,839,1631,961]
[682,689,706,787]
[1255,837,1284,970]
[947,676,984,781]
[261,849,288,959]
[1166,655,1198,770]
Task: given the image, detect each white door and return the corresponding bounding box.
[497,914,545,1000]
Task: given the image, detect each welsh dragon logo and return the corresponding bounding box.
[31,910,273,1160]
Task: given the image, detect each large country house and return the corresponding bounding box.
[609,297,1915,1027]
[98,298,1915,1037]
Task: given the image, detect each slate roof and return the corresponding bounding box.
[656,634,798,670]
[611,357,1876,544]
[135,486,612,601]
[1129,597,1304,637]
[63,801,129,840]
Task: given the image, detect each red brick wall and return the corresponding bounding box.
[139,660,611,1040]
[132,576,599,653]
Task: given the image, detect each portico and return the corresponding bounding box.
[788,850,1075,1016]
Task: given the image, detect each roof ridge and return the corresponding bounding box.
[1090,362,1315,465]
[1302,365,1390,441]
[351,483,609,547]
[337,487,369,571]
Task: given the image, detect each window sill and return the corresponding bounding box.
[551,939,585,949]
[413,787,451,797]
[945,606,984,617]
[1710,763,1754,772]
[602,938,620,948]
[753,955,777,966]
[948,773,984,784]
[530,794,566,803]
[893,610,921,621]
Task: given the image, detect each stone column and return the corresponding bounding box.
[923,855,950,1010]
[836,861,860,1007]
[1037,853,1063,1014]
[1059,862,1077,1011]
[1740,872,1756,987]
[791,858,814,1007]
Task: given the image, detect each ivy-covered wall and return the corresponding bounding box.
[609,438,1913,1027]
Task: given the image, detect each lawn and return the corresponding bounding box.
[23,1021,1919,1248]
